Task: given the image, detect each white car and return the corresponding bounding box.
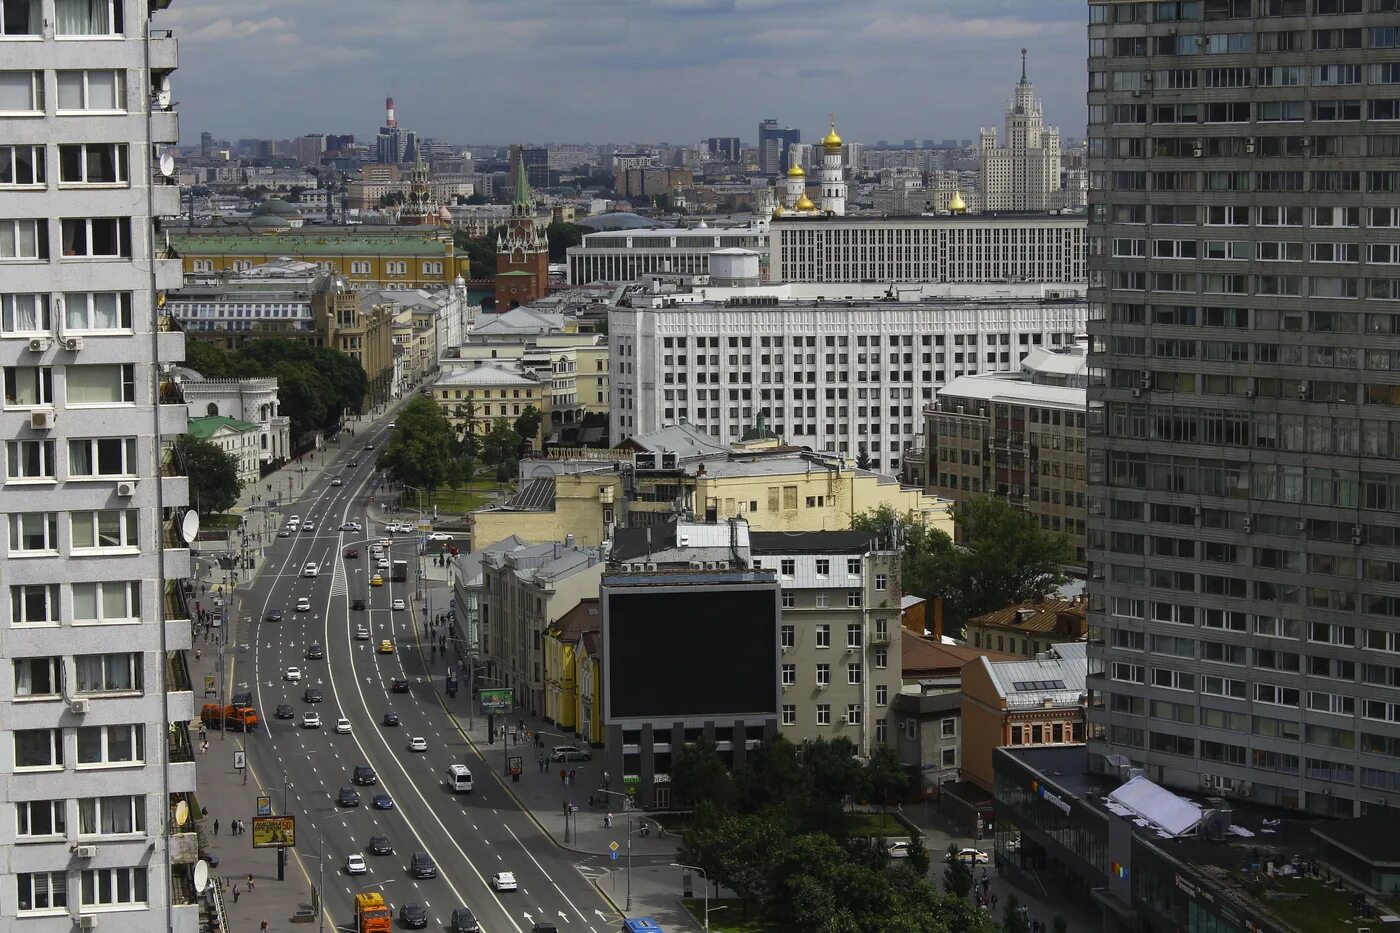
[887,841,911,859]
[345,853,366,875]
[335,718,352,734]
[392,598,406,611]
[302,521,317,532]
[377,557,390,569]
[339,521,361,532]
[491,872,517,892]
[355,625,370,640]
[427,532,452,543]
[295,597,311,612]
[284,667,302,682]
[290,515,301,525]
[957,848,991,865]
[302,562,319,578]
[331,478,344,487]
[408,736,427,752]
[301,712,321,729]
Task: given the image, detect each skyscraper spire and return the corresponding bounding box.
[1020,48,1028,85]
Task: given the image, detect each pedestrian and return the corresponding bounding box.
[569,768,576,785]
[605,812,613,828]
[588,794,595,807]
[261,922,268,933]
[213,819,219,835]
[991,893,998,910]
[247,873,254,891]
[559,767,567,784]
[232,884,239,904]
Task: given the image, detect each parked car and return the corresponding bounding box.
[551,745,592,762]
[956,848,991,864]
[427,532,453,543]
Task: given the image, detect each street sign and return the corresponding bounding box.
[251,815,296,849]
[479,687,514,712]
[508,756,523,776]
[233,750,245,770]
[609,841,619,852]
[255,796,272,818]
[610,850,618,861]
[203,674,217,696]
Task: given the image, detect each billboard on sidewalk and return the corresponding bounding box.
[251,816,296,849]
[479,688,514,712]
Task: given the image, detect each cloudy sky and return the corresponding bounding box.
[162,0,1086,147]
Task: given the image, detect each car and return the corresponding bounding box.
[275,703,295,719]
[348,459,358,467]
[887,841,911,859]
[397,903,427,929]
[303,687,323,704]
[531,924,559,933]
[372,792,395,810]
[352,764,377,785]
[355,625,370,640]
[345,853,366,875]
[409,851,436,878]
[277,528,291,537]
[427,532,453,543]
[450,907,481,933]
[388,421,397,429]
[301,562,319,578]
[391,678,409,693]
[377,557,391,570]
[382,711,400,727]
[290,516,301,524]
[331,478,344,487]
[364,443,375,451]
[295,597,311,612]
[335,718,352,734]
[344,548,359,559]
[378,640,395,654]
[232,690,252,708]
[336,786,360,807]
[264,609,284,623]
[301,712,321,729]
[369,574,384,587]
[957,848,991,865]
[551,745,592,762]
[391,597,406,611]
[351,597,366,611]
[367,834,393,856]
[302,521,317,532]
[340,521,361,532]
[284,666,302,682]
[306,642,324,660]
[491,871,517,892]
[408,736,428,752]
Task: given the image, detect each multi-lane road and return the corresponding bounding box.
[231,426,617,933]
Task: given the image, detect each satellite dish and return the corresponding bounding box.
[159,151,176,178]
[173,799,189,827]
[193,860,209,893]
[181,510,200,545]
[155,76,172,110]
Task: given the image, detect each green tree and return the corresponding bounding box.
[800,737,868,835]
[907,832,931,877]
[375,396,464,496]
[953,496,1071,621]
[943,844,973,899]
[866,743,909,809]
[545,221,583,262]
[856,444,872,470]
[512,405,543,446]
[733,734,804,815]
[481,417,521,481]
[451,228,503,280]
[1001,894,1028,933]
[175,434,241,516]
[670,738,733,810]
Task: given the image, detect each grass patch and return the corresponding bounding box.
[1256,877,1363,933]
[845,811,914,837]
[681,899,787,933]
[401,488,494,513]
[202,513,243,530]
[652,812,696,834]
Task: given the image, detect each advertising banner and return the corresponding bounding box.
[251,816,296,849]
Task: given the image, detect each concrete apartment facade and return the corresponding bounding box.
[0,1,198,929]
[1088,2,1400,818]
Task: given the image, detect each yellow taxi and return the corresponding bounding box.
[369,574,384,587]
[378,640,395,654]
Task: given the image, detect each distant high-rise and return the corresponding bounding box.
[376,96,415,164]
[705,136,742,163]
[200,131,213,158]
[1088,5,1400,819]
[758,118,800,177]
[979,50,1061,211]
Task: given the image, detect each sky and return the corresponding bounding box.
[162,0,1087,148]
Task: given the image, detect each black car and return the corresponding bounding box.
[398,903,428,929]
[372,792,394,810]
[352,763,377,785]
[232,690,252,708]
[382,711,400,727]
[351,597,366,611]
[391,678,409,693]
[344,548,359,559]
[367,834,393,856]
[409,852,436,878]
[306,642,324,660]
[303,687,323,704]
[451,907,481,933]
[264,609,283,623]
[531,925,559,933]
[337,786,360,807]
[348,460,358,467]
[275,704,295,720]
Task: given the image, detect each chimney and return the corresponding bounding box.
[931,596,944,642]
[385,97,397,128]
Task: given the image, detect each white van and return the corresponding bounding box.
[446,764,474,793]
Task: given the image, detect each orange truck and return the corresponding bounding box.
[200,703,259,732]
[355,892,392,933]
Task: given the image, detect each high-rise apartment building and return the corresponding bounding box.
[1,0,197,929]
[1087,2,1400,819]
[758,118,800,177]
[979,50,1062,211]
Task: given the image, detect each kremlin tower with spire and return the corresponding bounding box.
[494,147,550,309]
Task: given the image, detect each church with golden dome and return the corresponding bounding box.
[772,118,848,217]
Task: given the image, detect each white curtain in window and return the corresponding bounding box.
[1,219,39,258]
[3,294,41,331]
[72,582,98,621]
[91,292,120,328]
[0,71,35,110]
[65,364,121,404]
[102,581,132,619]
[87,70,118,109]
[74,655,100,692]
[14,659,32,695]
[55,0,108,36]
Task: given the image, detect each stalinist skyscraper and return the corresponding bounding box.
[979,50,1063,211]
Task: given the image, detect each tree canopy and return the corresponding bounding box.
[451,227,504,280]
[545,221,583,262]
[375,396,468,495]
[175,434,241,517]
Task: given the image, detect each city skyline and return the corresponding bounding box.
[164,0,1085,146]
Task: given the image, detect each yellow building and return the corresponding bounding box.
[451,333,609,442]
[432,362,545,444]
[574,630,604,746]
[542,598,600,737]
[469,467,621,552]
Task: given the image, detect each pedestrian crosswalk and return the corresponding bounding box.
[330,553,348,597]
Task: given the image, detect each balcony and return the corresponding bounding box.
[869,629,892,646]
[159,378,185,406]
[165,580,191,623]
[167,792,199,864]
[149,110,179,145]
[169,720,194,763]
[148,30,178,72]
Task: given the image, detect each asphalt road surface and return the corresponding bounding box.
[234,430,618,933]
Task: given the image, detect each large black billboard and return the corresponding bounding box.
[605,586,778,721]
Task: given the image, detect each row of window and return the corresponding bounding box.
[0,68,125,114]
[0,0,125,37]
[9,510,139,554]
[1098,203,1400,228]
[13,652,141,697]
[3,292,134,333]
[7,438,137,481]
[15,795,145,841]
[0,143,127,188]
[1109,240,1400,265]
[779,703,870,727]
[1091,26,1400,59]
[1096,63,1400,92]
[17,867,146,915]
[3,363,137,406]
[1091,0,1395,25]
[778,621,892,647]
[1105,271,1400,302]
[11,581,140,626]
[14,724,144,770]
[780,662,885,685]
[1099,170,1400,194]
[0,217,133,260]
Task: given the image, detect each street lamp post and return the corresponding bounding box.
[598,789,634,911]
[671,863,711,933]
[308,811,353,933]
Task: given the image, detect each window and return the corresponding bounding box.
[875,573,887,591]
[70,509,137,550]
[15,800,66,839]
[847,558,860,575]
[0,144,42,186]
[76,724,144,766]
[845,704,863,725]
[1255,683,1301,707]
[816,704,831,726]
[816,663,831,685]
[781,704,796,726]
[781,664,795,686]
[74,653,141,693]
[781,591,795,609]
[2,293,50,332]
[815,624,830,648]
[9,512,57,553]
[0,70,42,113]
[68,437,137,477]
[55,0,124,36]
[814,558,829,575]
[13,656,60,697]
[0,0,41,36]
[815,593,830,608]
[67,363,135,404]
[16,871,67,912]
[847,663,862,685]
[875,718,887,744]
[72,581,139,625]
[58,143,127,185]
[779,558,795,576]
[846,623,862,648]
[14,728,61,769]
[0,218,48,259]
[80,867,147,908]
[60,218,131,258]
[10,583,58,625]
[874,648,888,669]
[875,684,888,706]
[7,439,54,481]
[847,590,862,607]
[78,796,145,836]
[780,624,794,648]
[56,69,125,112]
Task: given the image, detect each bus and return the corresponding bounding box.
[620,920,663,933]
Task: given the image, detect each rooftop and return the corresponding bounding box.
[170,233,453,257]
[749,530,878,555]
[966,598,1087,636]
[187,415,259,438]
[611,518,752,566]
[936,372,1084,410]
[902,629,1015,678]
[771,211,1085,226]
[617,422,731,460]
[977,643,1088,707]
[434,363,540,388]
[550,597,600,641]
